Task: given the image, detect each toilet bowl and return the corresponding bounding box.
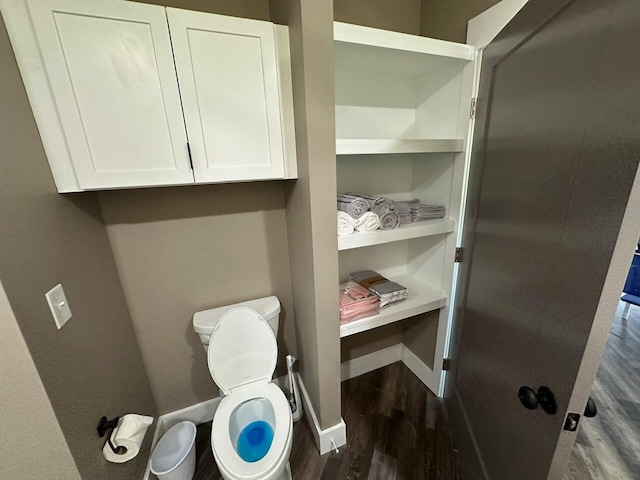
[198,302,293,480]
[212,383,292,480]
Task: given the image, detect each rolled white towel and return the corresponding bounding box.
[355,212,381,232]
[338,211,356,236]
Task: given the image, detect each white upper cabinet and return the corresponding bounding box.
[167,9,286,183]
[2,0,297,191]
[25,0,193,190]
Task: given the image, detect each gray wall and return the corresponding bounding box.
[0,280,82,480]
[0,12,156,480]
[403,311,439,369]
[270,0,343,430]
[341,323,403,362]
[334,0,421,35]
[98,184,297,414]
[420,0,501,42]
[333,0,500,42]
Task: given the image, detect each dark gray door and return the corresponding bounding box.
[448,0,640,478]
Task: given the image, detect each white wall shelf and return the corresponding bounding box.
[334,22,474,79]
[338,219,454,251]
[333,21,475,145]
[340,274,447,338]
[336,139,464,155]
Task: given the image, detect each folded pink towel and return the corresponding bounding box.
[339,281,379,324]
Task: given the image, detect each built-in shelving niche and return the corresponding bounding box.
[336,151,457,339]
[334,21,477,394]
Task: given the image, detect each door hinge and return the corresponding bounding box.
[564,413,581,431]
[442,358,451,371]
[186,142,194,169]
[455,247,463,263]
[470,97,478,118]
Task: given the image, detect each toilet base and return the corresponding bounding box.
[217,461,292,480]
[281,462,292,480]
[267,461,292,480]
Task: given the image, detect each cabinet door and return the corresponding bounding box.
[167,9,285,183]
[25,0,193,190]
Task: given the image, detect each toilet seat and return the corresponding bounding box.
[207,307,292,480]
[212,382,292,480]
[207,307,277,395]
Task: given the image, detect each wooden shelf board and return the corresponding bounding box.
[336,139,464,155]
[340,274,447,338]
[338,218,454,251]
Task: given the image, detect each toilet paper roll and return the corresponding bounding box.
[102,414,154,464]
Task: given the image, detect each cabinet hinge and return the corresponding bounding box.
[455,247,463,263]
[470,97,478,118]
[186,142,194,169]
[443,358,451,371]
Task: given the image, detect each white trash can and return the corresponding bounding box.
[150,421,197,480]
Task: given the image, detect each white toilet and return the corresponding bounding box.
[193,297,293,480]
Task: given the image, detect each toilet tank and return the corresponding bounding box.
[193,296,281,349]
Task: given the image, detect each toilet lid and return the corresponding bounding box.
[207,307,277,395]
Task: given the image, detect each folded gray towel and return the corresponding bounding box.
[394,200,419,212]
[350,271,406,295]
[410,203,446,221]
[394,201,412,224]
[396,200,446,221]
[350,270,408,308]
[368,281,407,296]
[337,194,369,219]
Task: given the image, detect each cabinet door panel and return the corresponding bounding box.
[167,9,285,183]
[26,0,192,189]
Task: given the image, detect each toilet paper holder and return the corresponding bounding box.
[97,416,128,455]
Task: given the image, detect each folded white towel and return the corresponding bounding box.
[355,212,381,232]
[338,211,356,236]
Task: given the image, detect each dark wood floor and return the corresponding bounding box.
[193,362,463,479]
[564,302,640,479]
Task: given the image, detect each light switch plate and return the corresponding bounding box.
[45,284,72,329]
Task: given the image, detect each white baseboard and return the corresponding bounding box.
[341,343,402,381]
[296,343,434,457]
[339,342,439,394]
[400,344,440,394]
[296,373,347,455]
